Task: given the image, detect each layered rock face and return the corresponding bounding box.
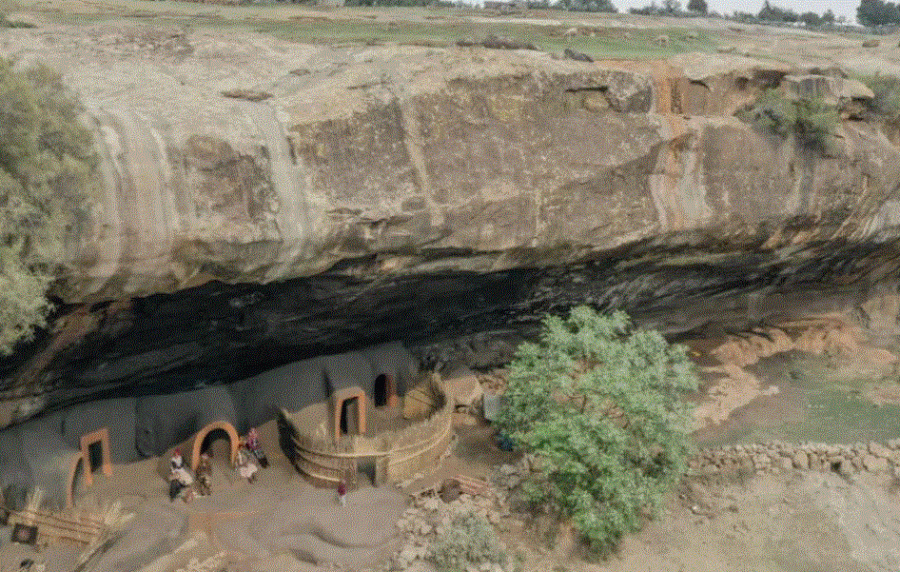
[2,24,900,425]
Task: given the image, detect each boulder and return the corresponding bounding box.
[869,441,891,459]
[791,451,809,470]
[781,75,874,107]
[863,454,889,473]
[446,367,484,409]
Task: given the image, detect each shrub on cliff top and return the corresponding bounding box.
[0,58,98,355]
[858,73,900,118]
[740,88,839,153]
[497,306,697,557]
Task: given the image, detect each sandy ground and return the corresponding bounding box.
[588,471,900,572]
[1,425,407,572]
[3,362,900,572]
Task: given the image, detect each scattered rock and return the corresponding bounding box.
[869,441,891,459]
[221,89,273,102]
[862,39,880,48]
[456,34,538,50]
[563,47,594,63]
[863,454,889,473]
[447,366,484,408]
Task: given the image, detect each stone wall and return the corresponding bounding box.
[690,439,900,477]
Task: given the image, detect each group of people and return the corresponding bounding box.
[168,427,268,502]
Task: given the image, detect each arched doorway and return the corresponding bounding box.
[340,397,359,435]
[190,421,239,472]
[373,374,397,408]
[333,387,366,440]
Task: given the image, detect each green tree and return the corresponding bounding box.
[497,307,698,556]
[857,0,900,26]
[758,0,800,22]
[662,0,681,13]
[687,0,707,13]
[800,11,823,26]
[0,58,98,355]
[859,73,900,118]
[822,8,836,23]
[554,0,616,12]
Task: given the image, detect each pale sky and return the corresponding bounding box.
[614,0,860,22]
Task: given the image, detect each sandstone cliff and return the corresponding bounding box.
[2,23,900,425]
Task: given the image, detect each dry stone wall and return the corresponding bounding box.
[491,439,900,495]
[691,439,900,477]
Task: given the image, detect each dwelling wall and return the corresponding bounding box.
[231,356,330,433]
[322,353,375,394]
[364,342,418,396]
[61,398,139,463]
[135,386,237,457]
[282,374,451,486]
[0,342,419,504]
[0,425,34,508]
[16,414,77,508]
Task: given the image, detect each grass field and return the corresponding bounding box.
[697,353,900,447]
[17,0,719,58]
[250,18,717,58]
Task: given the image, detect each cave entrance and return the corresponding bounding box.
[357,456,376,486]
[340,397,360,435]
[374,374,387,407]
[373,374,397,408]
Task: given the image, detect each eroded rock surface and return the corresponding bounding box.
[3,24,900,424]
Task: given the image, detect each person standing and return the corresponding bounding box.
[236,447,258,483]
[246,427,269,468]
[337,480,347,507]
[196,453,213,496]
[170,449,193,485]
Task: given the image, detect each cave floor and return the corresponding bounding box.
[5,320,900,571]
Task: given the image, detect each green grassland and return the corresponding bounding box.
[251,18,717,59]
[20,0,718,58]
[698,353,900,447]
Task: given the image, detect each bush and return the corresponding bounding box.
[0,58,98,354]
[429,511,507,572]
[739,88,839,153]
[859,74,900,118]
[497,307,698,557]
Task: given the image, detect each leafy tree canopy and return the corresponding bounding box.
[758,0,800,22]
[497,307,698,556]
[687,0,707,14]
[555,0,617,12]
[0,58,97,355]
[857,0,900,26]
